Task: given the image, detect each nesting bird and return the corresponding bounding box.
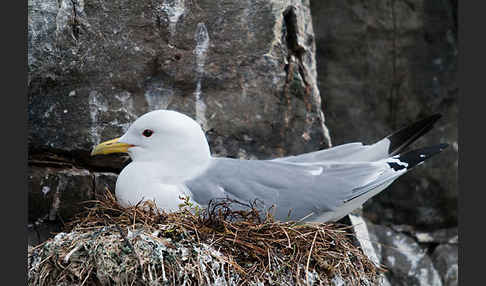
[91,110,447,222]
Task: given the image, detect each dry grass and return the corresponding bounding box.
[28,191,384,285]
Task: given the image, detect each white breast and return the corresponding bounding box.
[115,162,197,211]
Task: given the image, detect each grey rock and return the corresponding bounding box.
[349,214,380,266]
[28,0,59,86]
[350,215,452,286]
[28,0,331,170]
[94,172,118,199]
[28,221,62,247]
[348,214,392,286]
[431,244,458,286]
[28,168,119,245]
[366,220,442,286]
[310,0,458,229]
[415,228,458,244]
[28,166,94,224]
[390,225,458,244]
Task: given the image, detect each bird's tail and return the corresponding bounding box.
[387,143,449,171]
[386,114,442,156]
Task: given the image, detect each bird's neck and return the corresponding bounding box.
[130,147,211,183]
[161,151,211,181]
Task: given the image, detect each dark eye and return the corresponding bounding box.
[142,129,153,137]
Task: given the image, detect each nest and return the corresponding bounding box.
[28,191,384,285]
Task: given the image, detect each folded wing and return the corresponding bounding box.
[185,157,395,221]
[185,143,447,222]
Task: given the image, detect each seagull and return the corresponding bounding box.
[91,110,447,222]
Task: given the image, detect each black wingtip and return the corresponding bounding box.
[388,143,449,171]
[387,114,443,156]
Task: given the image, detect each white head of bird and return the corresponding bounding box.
[91,110,211,179]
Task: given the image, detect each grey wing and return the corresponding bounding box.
[184,157,401,221]
[273,139,391,163]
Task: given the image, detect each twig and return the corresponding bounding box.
[306,231,318,286]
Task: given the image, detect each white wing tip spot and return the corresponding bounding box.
[309,167,323,176]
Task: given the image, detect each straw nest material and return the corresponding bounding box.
[28,191,385,286]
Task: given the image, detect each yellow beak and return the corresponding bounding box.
[90,138,133,156]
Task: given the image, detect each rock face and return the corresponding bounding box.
[28,0,330,160]
[310,0,458,229]
[28,166,118,245]
[431,244,458,286]
[369,223,443,286]
[353,216,458,286]
[28,0,458,284]
[28,0,330,243]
